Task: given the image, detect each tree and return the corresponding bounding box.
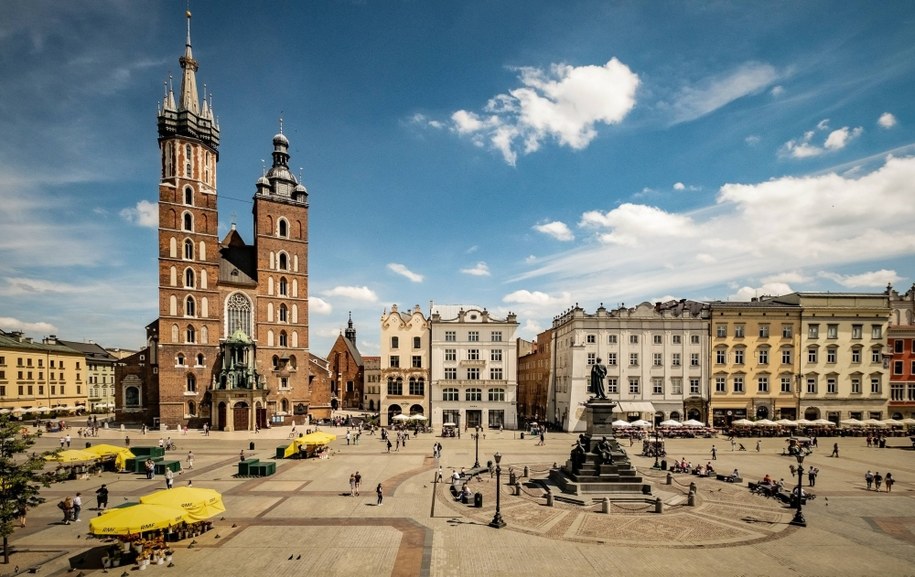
[0,416,54,564]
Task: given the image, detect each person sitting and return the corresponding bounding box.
[727,468,740,482]
[705,462,715,475]
[460,484,472,504]
[761,474,773,485]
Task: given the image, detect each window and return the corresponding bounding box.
[412,355,422,368]
[413,337,421,349]
[671,378,683,395]
[587,353,596,365]
[587,334,596,344]
[629,353,639,366]
[871,349,882,364]
[277,218,289,238]
[278,253,288,270]
[466,388,482,401]
[444,368,457,380]
[177,354,186,366]
[894,340,904,353]
[715,376,726,393]
[774,376,790,393]
[409,377,424,396]
[391,337,399,349]
[184,143,192,177]
[757,376,769,393]
[389,356,400,368]
[445,331,456,342]
[691,335,700,345]
[734,324,745,338]
[808,324,820,339]
[716,349,726,364]
[690,378,701,395]
[826,347,837,364]
[871,377,881,394]
[652,377,663,395]
[491,331,503,342]
[733,376,744,393]
[851,347,861,364]
[185,296,196,317]
[851,378,861,394]
[488,388,505,402]
[490,368,503,380]
[690,353,700,367]
[607,378,618,394]
[467,368,480,380]
[278,277,288,296]
[653,353,663,367]
[781,348,792,365]
[279,304,288,323]
[827,324,838,339]
[387,378,402,396]
[629,335,639,344]
[186,325,196,343]
[871,325,882,339]
[607,353,617,366]
[183,212,193,232]
[491,349,502,362]
[445,349,456,361]
[672,353,681,367]
[716,325,727,338]
[851,324,863,339]
[488,410,505,428]
[758,349,768,365]
[184,187,193,205]
[672,335,682,344]
[608,335,618,344]
[186,374,196,392]
[827,378,837,394]
[891,382,904,401]
[653,334,662,345]
[759,324,770,338]
[196,353,204,366]
[782,324,793,338]
[806,377,816,394]
[227,293,252,337]
[628,377,640,394]
[468,331,479,342]
[184,268,195,288]
[443,387,459,401]
[468,349,480,361]
[734,349,745,365]
[279,331,288,347]
[184,239,194,260]
[807,348,818,363]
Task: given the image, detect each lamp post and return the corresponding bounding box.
[473,426,481,468]
[653,428,661,469]
[790,453,806,527]
[489,452,506,528]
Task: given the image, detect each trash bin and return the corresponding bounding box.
[660,459,667,471]
[249,441,255,450]
[85,442,92,448]
[474,493,483,508]
[520,432,525,439]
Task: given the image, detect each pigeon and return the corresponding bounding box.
[288,555,293,560]
[220,517,225,521]
[190,540,197,545]
[121,572,130,577]
[231,523,237,528]
[214,534,220,539]
[76,572,85,577]
[296,555,301,560]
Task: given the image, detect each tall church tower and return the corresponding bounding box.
[155,10,222,426]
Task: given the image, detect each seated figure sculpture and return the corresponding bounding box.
[595,436,615,466]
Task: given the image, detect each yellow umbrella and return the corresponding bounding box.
[44,449,98,463]
[83,444,135,470]
[283,431,337,458]
[140,486,225,522]
[89,503,190,536]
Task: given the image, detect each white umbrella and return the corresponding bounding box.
[755,419,777,427]
[881,419,903,427]
[812,418,835,426]
[35,406,51,414]
[20,407,36,414]
[775,418,797,427]
[659,419,682,427]
[795,418,813,426]
[731,418,755,427]
[630,419,652,428]
[391,414,410,422]
[410,415,427,421]
[862,418,885,427]
[682,419,705,427]
[840,418,863,427]
[0,408,11,415]
[901,418,915,426]
[611,419,632,428]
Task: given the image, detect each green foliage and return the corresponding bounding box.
[0,416,55,541]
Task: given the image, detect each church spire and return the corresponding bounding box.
[345,312,356,344]
[178,9,200,114]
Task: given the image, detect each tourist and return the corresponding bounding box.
[59,496,73,524]
[831,442,839,458]
[186,451,195,469]
[711,445,717,460]
[755,439,761,452]
[874,472,883,491]
[145,458,155,480]
[95,484,109,510]
[865,470,874,490]
[885,472,895,493]
[354,471,362,496]
[349,473,356,496]
[807,467,818,487]
[165,468,175,489]
[71,493,82,522]
[376,483,383,506]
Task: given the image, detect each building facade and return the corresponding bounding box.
[886,283,915,420]
[116,11,312,430]
[516,329,552,429]
[550,301,710,432]
[327,315,364,411]
[429,305,519,431]
[58,340,118,414]
[362,355,381,413]
[379,305,430,426]
[0,331,87,415]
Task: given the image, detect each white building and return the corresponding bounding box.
[379,304,430,427]
[551,301,710,432]
[430,305,519,430]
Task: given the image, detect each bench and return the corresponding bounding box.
[250,462,276,477]
[128,456,163,474]
[238,458,260,476]
[154,460,181,475]
[716,474,742,483]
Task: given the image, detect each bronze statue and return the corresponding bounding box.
[596,436,614,466]
[590,359,608,400]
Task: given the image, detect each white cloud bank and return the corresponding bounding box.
[323,286,379,302]
[461,262,491,277]
[451,59,640,165]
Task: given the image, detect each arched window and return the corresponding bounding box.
[186,325,196,343]
[183,212,193,232]
[176,354,185,366]
[289,355,297,369]
[278,277,288,296]
[466,388,482,401]
[196,353,204,366]
[184,239,194,260]
[488,388,505,402]
[184,268,195,288]
[272,355,279,370]
[185,144,192,177]
[185,296,196,317]
[281,398,289,413]
[187,401,196,416]
[226,293,252,337]
[443,388,459,401]
[278,252,288,270]
[279,304,288,323]
[278,219,288,238]
[186,374,197,392]
[184,187,193,206]
[279,331,288,347]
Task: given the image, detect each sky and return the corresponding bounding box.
[1,1,914,357]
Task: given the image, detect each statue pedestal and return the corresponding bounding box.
[586,400,617,437]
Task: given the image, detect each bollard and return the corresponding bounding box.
[546,492,554,507]
[689,481,697,494]
[509,471,517,485]
[523,465,529,478]
[688,490,696,507]
[655,497,663,514]
[666,472,672,485]
[513,482,521,496]
[601,497,610,514]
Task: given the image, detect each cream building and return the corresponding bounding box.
[550,301,710,432]
[0,331,87,416]
[58,340,118,414]
[379,304,430,426]
[362,355,381,413]
[429,305,519,431]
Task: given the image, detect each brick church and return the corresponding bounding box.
[116,11,320,430]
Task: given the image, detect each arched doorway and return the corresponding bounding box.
[409,404,424,416]
[368,399,375,411]
[387,404,402,425]
[804,407,820,421]
[670,411,681,421]
[233,401,250,431]
[217,402,227,431]
[654,411,664,426]
[686,408,701,421]
[756,406,769,419]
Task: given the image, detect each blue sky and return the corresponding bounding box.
[1,1,914,357]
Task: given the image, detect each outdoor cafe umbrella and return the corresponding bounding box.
[409,414,428,421]
[862,418,885,427]
[731,419,756,427]
[140,486,225,522]
[89,503,190,536]
[811,418,835,426]
[754,419,777,427]
[392,414,410,422]
[611,420,632,428]
[682,419,705,427]
[840,418,864,427]
[283,431,337,458]
[44,449,98,464]
[630,420,652,428]
[83,443,135,470]
[775,419,798,427]
[659,419,682,427]
[881,418,903,427]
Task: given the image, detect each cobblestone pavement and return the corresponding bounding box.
[3,424,914,577]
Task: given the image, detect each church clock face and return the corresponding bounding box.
[276,182,290,197]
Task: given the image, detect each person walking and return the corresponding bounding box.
[376,483,383,506]
[349,473,356,496]
[865,470,874,490]
[60,496,74,524]
[711,445,717,460]
[755,439,761,452]
[831,443,839,458]
[124,435,130,447]
[65,434,72,448]
[874,472,883,491]
[885,472,895,493]
[186,451,194,469]
[72,493,82,522]
[354,471,362,496]
[386,439,392,453]
[165,468,175,489]
[808,467,818,487]
[95,484,109,510]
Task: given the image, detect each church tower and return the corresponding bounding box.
[155,10,222,426]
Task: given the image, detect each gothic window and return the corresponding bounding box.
[272,355,280,370]
[184,268,195,288]
[186,325,196,343]
[185,144,192,178]
[278,252,288,270]
[196,353,204,366]
[184,187,193,206]
[279,277,288,296]
[279,331,288,347]
[226,293,252,337]
[186,374,196,392]
[176,354,185,366]
[185,296,196,317]
[183,212,193,232]
[279,304,288,323]
[184,239,194,260]
[278,219,288,238]
[187,401,196,416]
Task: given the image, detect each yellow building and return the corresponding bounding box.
[0,331,88,417]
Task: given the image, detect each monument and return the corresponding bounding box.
[546,361,650,498]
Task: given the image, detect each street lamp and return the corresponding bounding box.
[653,427,661,469]
[790,453,806,527]
[489,452,506,529]
[473,426,481,468]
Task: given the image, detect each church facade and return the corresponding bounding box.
[116,12,312,431]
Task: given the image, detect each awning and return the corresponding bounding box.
[616,402,655,414]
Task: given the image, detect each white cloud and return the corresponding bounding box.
[119,200,158,228]
[824,127,863,150]
[669,62,779,124]
[877,112,897,129]
[673,182,685,191]
[0,277,95,297]
[387,263,424,283]
[461,262,491,276]
[770,85,784,97]
[731,282,795,301]
[308,297,333,315]
[745,135,760,146]
[0,316,57,335]
[533,220,575,241]
[579,203,697,246]
[503,289,569,306]
[762,271,811,285]
[450,58,639,165]
[817,269,900,288]
[782,123,862,158]
[816,119,830,131]
[323,286,379,302]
